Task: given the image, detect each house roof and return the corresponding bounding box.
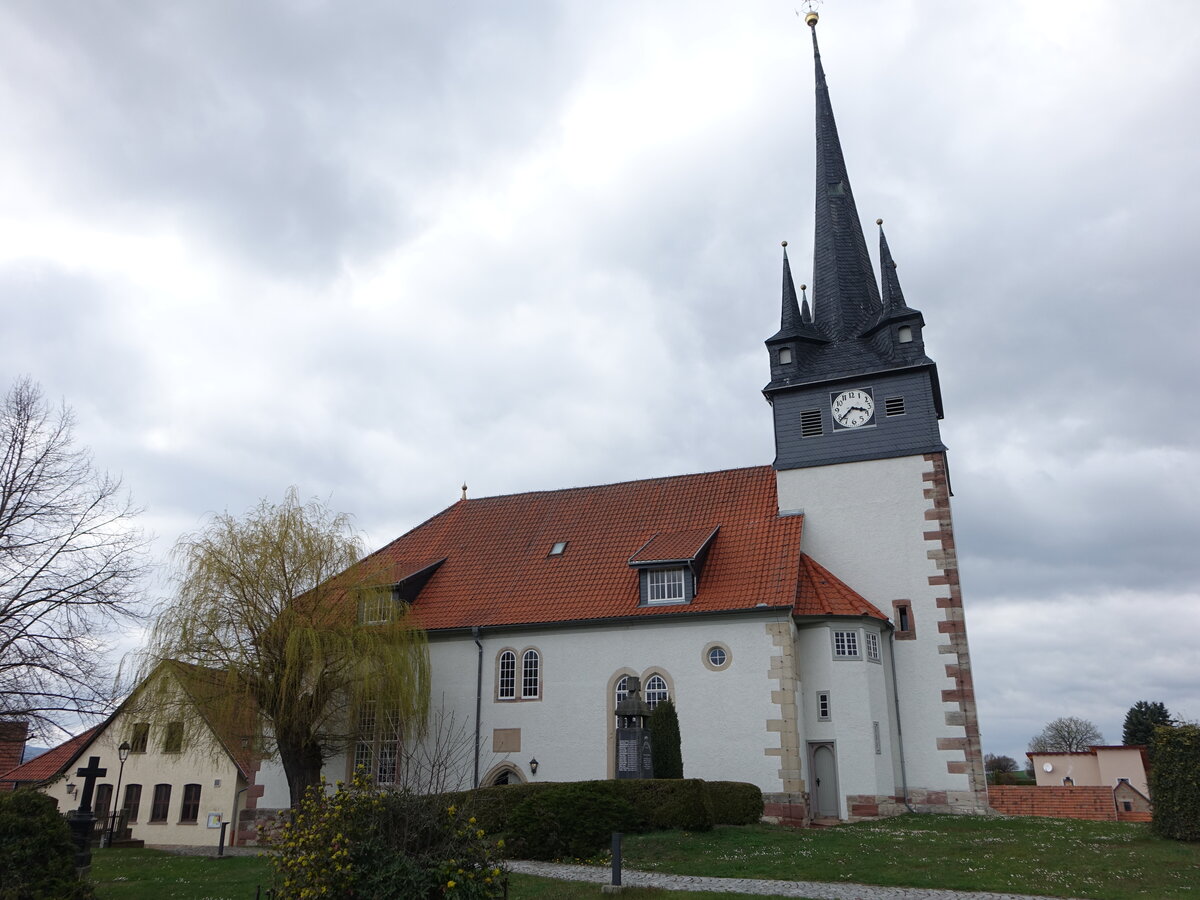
[0,726,100,786]
[359,465,887,630]
[796,554,887,619]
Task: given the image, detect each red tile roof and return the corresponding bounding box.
[795,554,887,620]
[357,465,887,630]
[0,726,100,786]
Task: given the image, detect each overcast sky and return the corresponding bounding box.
[3,0,1198,761]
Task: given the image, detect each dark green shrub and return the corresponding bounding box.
[614,778,713,831]
[1150,723,1200,841]
[443,781,554,837]
[705,781,763,825]
[506,781,646,860]
[649,699,683,778]
[0,790,95,900]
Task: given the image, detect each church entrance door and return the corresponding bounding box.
[810,743,839,819]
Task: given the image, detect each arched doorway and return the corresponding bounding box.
[810,743,839,818]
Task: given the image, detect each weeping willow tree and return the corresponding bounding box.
[143,488,429,807]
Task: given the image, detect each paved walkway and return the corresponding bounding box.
[507,860,1084,900]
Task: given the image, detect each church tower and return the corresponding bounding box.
[768,13,987,813]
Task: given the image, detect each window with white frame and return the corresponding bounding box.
[521,649,540,699]
[497,650,516,700]
[352,699,402,784]
[645,674,669,709]
[357,588,399,625]
[833,629,860,658]
[865,631,881,662]
[647,568,685,603]
[817,690,831,721]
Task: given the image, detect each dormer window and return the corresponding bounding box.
[898,325,913,343]
[646,568,686,604]
[629,526,719,607]
[778,347,793,365]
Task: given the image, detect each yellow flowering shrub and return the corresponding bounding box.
[271,770,506,898]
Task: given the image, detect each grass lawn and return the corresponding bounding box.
[623,815,1200,899]
[89,851,801,899]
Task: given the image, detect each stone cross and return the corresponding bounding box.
[74,755,107,814]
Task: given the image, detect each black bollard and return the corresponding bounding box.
[611,831,622,886]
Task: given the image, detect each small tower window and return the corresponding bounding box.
[898,325,913,344]
[800,409,823,438]
[778,347,793,365]
[885,397,905,417]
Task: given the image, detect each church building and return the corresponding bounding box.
[319,12,986,821]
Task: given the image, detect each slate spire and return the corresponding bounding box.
[878,219,907,311]
[779,241,803,337]
[808,13,881,339]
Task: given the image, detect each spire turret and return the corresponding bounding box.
[878,219,906,311]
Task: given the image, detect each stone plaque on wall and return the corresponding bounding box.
[492,728,521,753]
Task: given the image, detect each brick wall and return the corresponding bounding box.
[989,785,1118,821]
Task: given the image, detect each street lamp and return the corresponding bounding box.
[103,741,131,849]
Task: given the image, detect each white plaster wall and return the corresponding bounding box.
[794,621,897,816]
[1030,753,1101,787]
[777,455,967,793]
[340,611,795,794]
[41,720,244,848]
[1096,748,1149,797]
[255,755,291,809]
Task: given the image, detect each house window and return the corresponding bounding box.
[833,630,860,658]
[150,784,171,822]
[615,675,630,708]
[703,643,731,671]
[130,723,149,753]
[163,721,183,753]
[817,691,831,721]
[865,632,881,662]
[180,784,201,823]
[122,784,142,823]
[647,568,685,604]
[644,674,669,710]
[801,409,823,438]
[497,650,516,700]
[521,650,540,699]
[95,784,113,826]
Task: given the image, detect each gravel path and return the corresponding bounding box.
[507,860,1086,900]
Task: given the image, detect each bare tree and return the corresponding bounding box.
[1028,716,1104,753]
[0,377,146,735]
[144,488,429,807]
[984,753,1019,774]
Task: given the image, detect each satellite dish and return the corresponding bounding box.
[1042,763,1054,773]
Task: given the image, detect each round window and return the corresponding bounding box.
[705,645,731,670]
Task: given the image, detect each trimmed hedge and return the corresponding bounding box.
[1150,723,1200,841]
[447,778,762,860]
[706,781,764,825]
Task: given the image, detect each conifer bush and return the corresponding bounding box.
[1149,723,1200,841]
[270,771,506,898]
[0,789,95,900]
[649,699,684,779]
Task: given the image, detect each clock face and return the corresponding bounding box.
[831,388,875,429]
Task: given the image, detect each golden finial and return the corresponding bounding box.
[799,0,820,27]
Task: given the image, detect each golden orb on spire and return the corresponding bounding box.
[781,240,788,247]
[805,11,819,27]
[876,218,883,226]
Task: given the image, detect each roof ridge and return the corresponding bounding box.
[456,464,774,504]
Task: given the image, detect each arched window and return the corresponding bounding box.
[645,674,669,709]
[521,649,540,699]
[614,675,630,708]
[497,650,516,700]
